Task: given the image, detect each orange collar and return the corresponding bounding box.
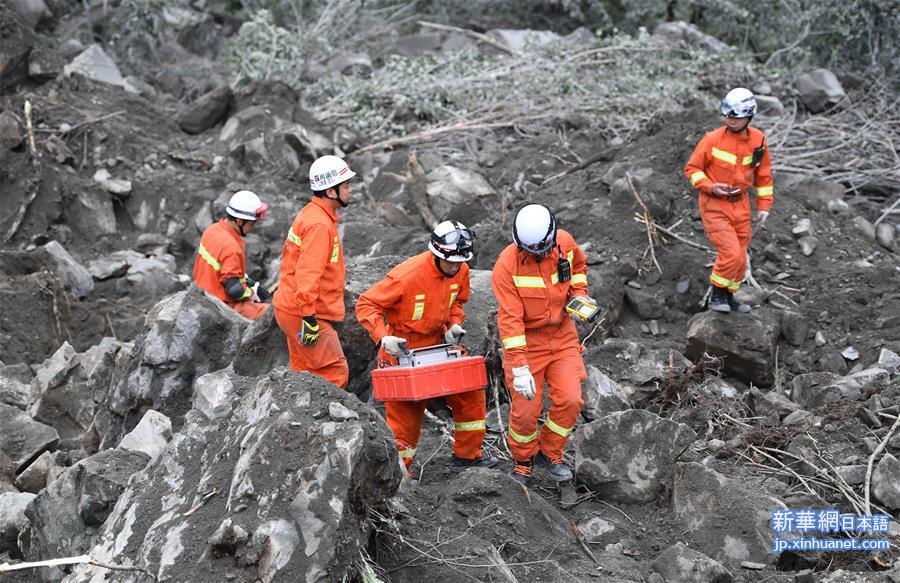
[310,195,341,222]
[218,218,244,243]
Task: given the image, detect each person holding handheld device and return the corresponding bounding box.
[684,87,774,313]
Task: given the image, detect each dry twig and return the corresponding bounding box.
[624,175,661,273]
[864,414,900,514]
[24,100,37,157]
[417,20,522,57]
[5,178,41,243]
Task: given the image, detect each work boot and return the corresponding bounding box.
[450,454,500,473]
[535,451,573,482]
[708,286,731,313]
[727,291,752,313]
[509,459,533,486]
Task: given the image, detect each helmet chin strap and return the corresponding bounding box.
[328,186,348,208]
[434,255,455,277]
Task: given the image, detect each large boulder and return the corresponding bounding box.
[0,359,35,409]
[426,165,496,225]
[0,402,58,473]
[65,370,402,583]
[117,409,172,461]
[575,409,695,503]
[382,468,642,582]
[653,21,732,54]
[0,491,35,555]
[29,338,128,451]
[653,542,733,583]
[0,4,34,93]
[795,368,889,409]
[176,85,233,134]
[581,364,633,421]
[232,307,289,378]
[63,44,136,92]
[795,69,847,113]
[104,286,249,447]
[685,310,781,387]
[42,240,94,299]
[673,462,784,564]
[18,448,150,561]
[872,453,900,511]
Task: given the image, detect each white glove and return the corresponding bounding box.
[756,211,769,227]
[381,335,408,357]
[444,323,466,344]
[511,365,536,400]
[250,281,262,302]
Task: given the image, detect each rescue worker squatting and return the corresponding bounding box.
[493,203,596,486]
[273,155,356,389]
[193,190,271,321]
[684,87,774,314]
[356,221,498,475]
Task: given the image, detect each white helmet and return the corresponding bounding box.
[720,87,757,118]
[226,190,268,221]
[429,220,474,263]
[309,155,357,191]
[513,204,556,256]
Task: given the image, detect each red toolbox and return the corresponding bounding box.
[371,344,488,401]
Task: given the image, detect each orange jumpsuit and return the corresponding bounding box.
[684,126,774,292]
[356,251,487,469]
[193,219,269,320]
[491,229,588,463]
[273,197,348,388]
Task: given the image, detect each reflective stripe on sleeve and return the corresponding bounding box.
[756,185,773,197]
[198,244,221,271]
[287,228,302,246]
[502,335,526,349]
[571,273,587,285]
[690,171,708,186]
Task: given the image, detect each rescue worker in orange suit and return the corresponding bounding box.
[492,204,596,486]
[273,155,356,388]
[684,87,774,313]
[356,221,499,476]
[193,190,271,320]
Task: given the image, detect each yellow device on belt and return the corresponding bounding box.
[566,296,600,322]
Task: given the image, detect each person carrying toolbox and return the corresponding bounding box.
[684,87,774,313]
[193,190,271,320]
[492,203,598,487]
[273,155,356,388]
[356,221,499,476]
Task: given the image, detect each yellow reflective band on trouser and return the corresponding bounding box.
[508,427,538,444]
[571,273,587,285]
[197,244,221,271]
[398,448,417,459]
[502,335,526,349]
[690,171,708,186]
[513,275,545,288]
[544,417,573,438]
[711,147,738,165]
[756,185,774,197]
[287,228,302,246]
[710,272,741,292]
[454,420,486,432]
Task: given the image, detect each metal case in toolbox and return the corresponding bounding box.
[371,344,488,402]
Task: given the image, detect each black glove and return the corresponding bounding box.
[299,315,320,346]
[256,285,272,302]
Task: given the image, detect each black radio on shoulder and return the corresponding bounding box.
[557,247,571,283]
